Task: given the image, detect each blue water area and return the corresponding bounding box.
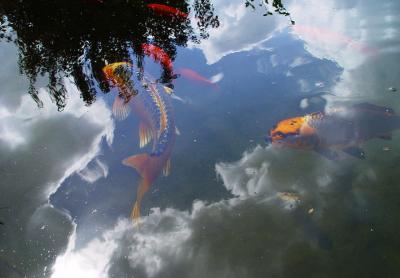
[50,29,342,247]
[2,0,400,276]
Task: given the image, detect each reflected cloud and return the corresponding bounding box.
[192,0,283,64]
[53,145,339,277]
[0,78,114,276]
[78,158,109,184]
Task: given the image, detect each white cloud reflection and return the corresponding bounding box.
[190,0,284,64]
[0,75,114,276]
[52,145,335,277]
[78,158,109,184]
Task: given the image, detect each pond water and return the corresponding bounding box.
[1,0,400,277]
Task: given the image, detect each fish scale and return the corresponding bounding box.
[140,78,174,157]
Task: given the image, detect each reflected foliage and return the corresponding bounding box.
[0,0,292,110]
[245,0,294,24]
[0,0,219,110]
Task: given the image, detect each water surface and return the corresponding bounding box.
[0,0,400,277]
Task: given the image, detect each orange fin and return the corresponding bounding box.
[130,179,151,224]
[112,96,131,120]
[163,159,171,176]
[122,153,150,178]
[139,122,154,148]
[131,201,141,222]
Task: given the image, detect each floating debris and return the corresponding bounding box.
[308,208,315,214]
[382,146,391,151]
[388,87,397,92]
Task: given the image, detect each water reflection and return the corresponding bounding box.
[0,0,219,110]
[1,0,400,277]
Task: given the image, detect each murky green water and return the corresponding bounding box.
[0,0,400,277]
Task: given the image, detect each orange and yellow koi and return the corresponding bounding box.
[268,103,400,160]
[104,62,177,221]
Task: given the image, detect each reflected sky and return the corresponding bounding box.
[1,0,400,277]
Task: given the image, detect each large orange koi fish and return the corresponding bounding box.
[267,103,400,160]
[103,62,176,220]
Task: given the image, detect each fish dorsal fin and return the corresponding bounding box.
[139,122,153,148]
[163,159,171,176]
[112,96,131,120]
[163,86,174,95]
[175,126,181,135]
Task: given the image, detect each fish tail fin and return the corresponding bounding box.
[131,201,141,222]
[130,178,151,222]
[112,95,131,120]
[123,154,154,222]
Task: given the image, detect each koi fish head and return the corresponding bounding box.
[102,62,132,80]
[267,115,317,148]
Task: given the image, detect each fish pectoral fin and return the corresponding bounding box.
[139,122,154,148]
[315,147,339,160]
[163,159,171,176]
[163,85,174,95]
[377,133,392,140]
[112,95,131,120]
[342,146,366,159]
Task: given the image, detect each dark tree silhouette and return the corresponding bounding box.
[245,0,294,24]
[0,0,292,110]
[0,0,219,110]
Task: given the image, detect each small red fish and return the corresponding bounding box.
[176,68,220,89]
[147,3,188,19]
[142,43,173,74]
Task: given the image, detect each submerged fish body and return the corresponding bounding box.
[108,62,176,221]
[268,103,400,159]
